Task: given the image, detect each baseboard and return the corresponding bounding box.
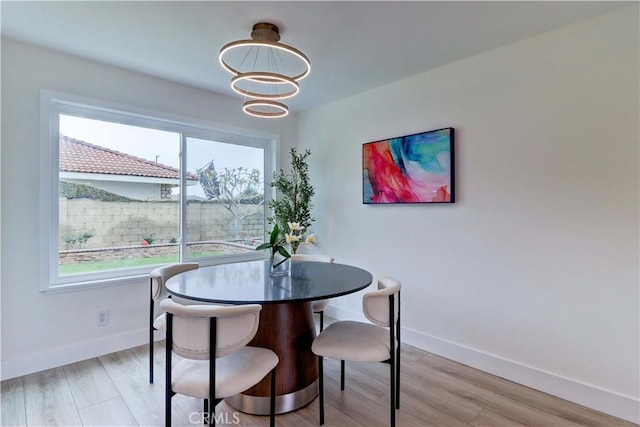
[0,328,150,381]
[325,305,640,424]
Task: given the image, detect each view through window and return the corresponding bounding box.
[55,113,267,282]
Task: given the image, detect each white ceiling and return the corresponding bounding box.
[0,1,628,113]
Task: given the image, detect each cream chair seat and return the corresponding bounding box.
[291,254,334,331]
[148,262,199,383]
[312,277,401,426]
[161,298,279,427]
[310,321,391,361]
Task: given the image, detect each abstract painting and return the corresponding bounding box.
[363,127,454,204]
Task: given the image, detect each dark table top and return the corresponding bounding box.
[165,260,374,304]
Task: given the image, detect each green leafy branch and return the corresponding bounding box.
[267,148,315,253]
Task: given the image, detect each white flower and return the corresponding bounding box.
[287,222,304,232]
[305,234,317,244]
[286,233,301,244]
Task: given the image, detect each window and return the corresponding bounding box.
[40,91,276,290]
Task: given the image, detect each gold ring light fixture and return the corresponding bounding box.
[219,22,311,118]
[243,100,290,118]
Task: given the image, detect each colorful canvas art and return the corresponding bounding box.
[363,127,454,204]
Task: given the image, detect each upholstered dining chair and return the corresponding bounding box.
[291,254,335,331]
[160,298,279,427]
[149,262,199,384]
[312,277,401,427]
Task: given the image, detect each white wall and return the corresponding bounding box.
[0,39,295,378]
[298,6,639,423]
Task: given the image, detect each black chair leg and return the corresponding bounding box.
[396,349,401,409]
[149,297,154,384]
[396,312,401,409]
[149,334,154,384]
[319,311,324,332]
[318,356,325,425]
[165,315,173,427]
[270,368,276,427]
[340,360,345,390]
[165,395,171,427]
[390,356,396,427]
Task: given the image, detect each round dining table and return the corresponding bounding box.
[164,259,373,415]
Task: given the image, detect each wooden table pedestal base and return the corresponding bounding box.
[225,301,318,415]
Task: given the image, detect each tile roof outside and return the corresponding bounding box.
[59,136,198,180]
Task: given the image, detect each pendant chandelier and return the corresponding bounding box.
[219,23,311,118]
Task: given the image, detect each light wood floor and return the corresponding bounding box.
[1,331,635,426]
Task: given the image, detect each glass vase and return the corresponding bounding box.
[270,246,291,276]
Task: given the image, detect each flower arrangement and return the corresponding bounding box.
[255,224,291,275]
[285,221,316,249]
[268,148,316,253]
[256,222,317,272]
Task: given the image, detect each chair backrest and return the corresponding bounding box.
[362,277,401,327]
[291,254,335,263]
[160,298,261,360]
[150,262,199,300]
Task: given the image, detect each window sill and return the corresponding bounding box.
[43,273,148,294]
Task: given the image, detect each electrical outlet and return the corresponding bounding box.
[97,310,109,326]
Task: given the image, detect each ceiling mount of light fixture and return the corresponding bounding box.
[251,22,281,42]
[219,22,310,118]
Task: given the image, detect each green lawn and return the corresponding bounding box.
[59,251,225,275]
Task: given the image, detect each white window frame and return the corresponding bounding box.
[39,90,277,292]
